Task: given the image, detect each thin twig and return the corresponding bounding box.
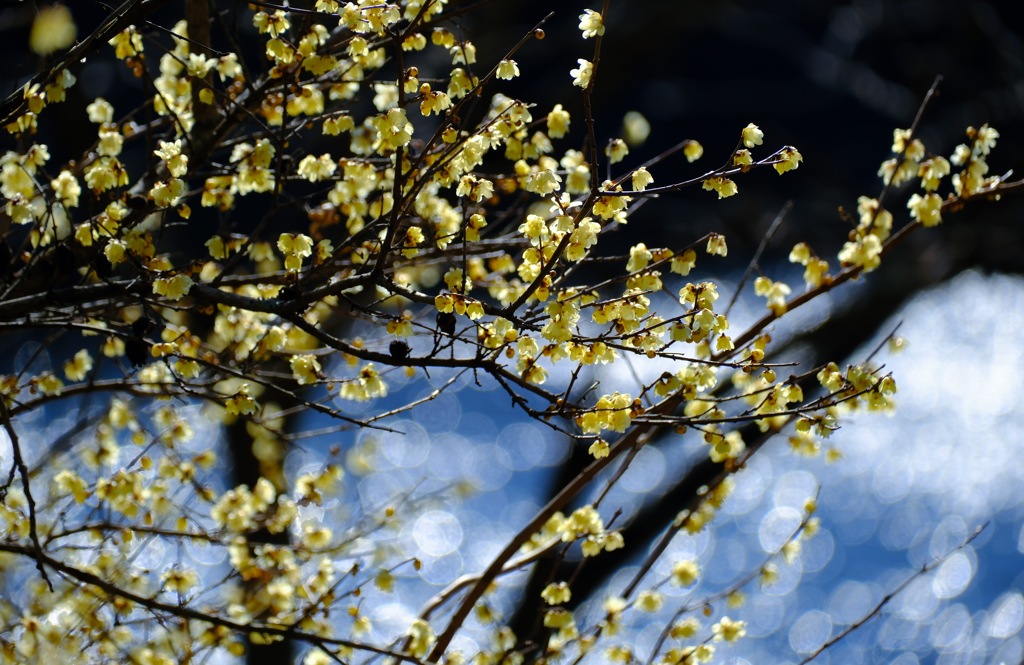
[797,522,988,664]
[724,200,793,318]
[0,400,53,590]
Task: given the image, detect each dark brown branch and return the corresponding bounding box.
[0,399,53,590]
[0,541,425,663]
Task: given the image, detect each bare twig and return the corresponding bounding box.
[797,522,988,664]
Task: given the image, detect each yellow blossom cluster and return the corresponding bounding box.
[556,505,625,557]
[0,3,1016,664]
[577,392,636,435]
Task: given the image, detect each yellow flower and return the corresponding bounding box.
[45,68,75,103]
[432,27,455,48]
[84,156,129,192]
[671,559,699,586]
[290,354,322,385]
[753,276,791,311]
[162,567,199,594]
[974,123,999,155]
[299,524,333,550]
[104,239,126,264]
[217,53,241,79]
[670,618,700,639]
[570,59,594,88]
[636,590,663,612]
[547,104,571,138]
[567,219,600,261]
[297,154,337,182]
[702,176,737,199]
[541,582,572,605]
[34,372,63,396]
[709,430,745,462]
[407,619,435,659]
[53,470,89,503]
[803,258,830,288]
[907,192,942,227]
[544,608,574,629]
[838,234,882,272]
[185,52,214,78]
[152,274,193,301]
[741,123,763,148]
[64,349,93,381]
[340,364,388,401]
[605,138,629,164]
[683,139,704,162]
[712,616,747,643]
[466,212,487,241]
[788,243,812,266]
[30,3,76,56]
[669,249,697,276]
[51,170,80,207]
[706,233,728,257]
[465,299,485,320]
[253,10,290,37]
[323,114,355,135]
[372,107,414,151]
[774,146,803,174]
[155,139,188,177]
[448,40,477,65]
[496,59,520,80]
[287,84,325,116]
[622,110,650,145]
[588,439,610,458]
[278,233,314,257]
[435,293,455,313]
[522,169,562,195]
[97,127,124,157]
[109,25,143,59]
[457,175,494,202]
[419,86,452,116]
[918,156,950,191]
[604,595,627,616]
[892,128,925,160]
[448,67,477,98]
[86,98,114,124]
[578,9,605,38]
[150,179,185,208]
[225,384,259,416]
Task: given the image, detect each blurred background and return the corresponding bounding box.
[3,1,1024,663]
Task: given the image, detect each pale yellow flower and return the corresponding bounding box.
[570,59,594,88]
[741,123,763,148]
[578,9,605,38]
